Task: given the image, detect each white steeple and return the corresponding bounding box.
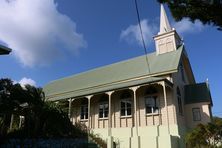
[154,4,182,55]
[159,4,172,34]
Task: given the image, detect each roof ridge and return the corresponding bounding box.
[44,45,184,101]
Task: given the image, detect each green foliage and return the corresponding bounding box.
[0,78,87,139]
[185,117,222,148]
[157,0,222,30]
[57,100,69,114]
[89,131,107,148]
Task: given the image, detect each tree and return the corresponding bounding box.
[158,0,222,30]
[186,117,222,148]
[0,78,87,140]
[0,79,24,136]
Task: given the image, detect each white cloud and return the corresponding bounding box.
[0,0,87,67]
[15,77,36,87]
[120,18,205,47]
[120,19,158,47]
[173,18,204,35]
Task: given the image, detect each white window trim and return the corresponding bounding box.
[80,104,88,120]
[192,108,201,121]
[145,95,159,115]
[120,98,132,117]
[99,102,109,119]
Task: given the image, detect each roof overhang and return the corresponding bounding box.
[0,45,12,55]
[44,46,183,102]
[184,82,212,105]
[46,77,170,102]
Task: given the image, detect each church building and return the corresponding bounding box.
[44,4,213,148]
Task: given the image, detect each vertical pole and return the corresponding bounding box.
[158,97,162,125]
[68,98,72,118]
[105,91,114,136]
[130,87,139,136]
[87,96,92,129]
[130,87,141,148]
[109,94,111,136]
[107,91,113,136]
[163,81,170,134]
[106,91,114,148]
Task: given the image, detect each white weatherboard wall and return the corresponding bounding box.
[92,124,185,148]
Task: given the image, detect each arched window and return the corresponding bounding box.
[179,62,185,82]
[80,99,88,120]
[177,87,183,115]
[99,95,109,118]
[120,90,132,116]
[145,86,159,114]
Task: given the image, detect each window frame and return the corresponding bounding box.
[120,98,132,117]
[99,101,109,119]
[177,87,183,115]
[145,95,159,115]
[192,108,201,121]
[80,104,88,120]
[180,63,185,82]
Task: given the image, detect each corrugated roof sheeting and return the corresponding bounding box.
[184,82,212,104]
[44,45,184,101]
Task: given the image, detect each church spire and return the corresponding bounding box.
[159,4,172,34]
[153,4,182,55]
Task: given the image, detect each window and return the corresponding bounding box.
[99,95,109,118]
[120,91,132,116]
[177,87,183,115]
[158,40,165,54]
[166,38,173,52]
[145,96,159,114]
[121,100,132,116]
[144,86,159,114]
[192,108,201,121]
[80,99,88,120]
[99,103,108,118]
[80,105,88,120]
[180,63,185,82]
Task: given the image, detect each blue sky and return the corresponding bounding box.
[0,0,221,116]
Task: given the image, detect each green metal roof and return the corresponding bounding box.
[0,45,11,55]
[184,82,212,105]
[44,45,184,101]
